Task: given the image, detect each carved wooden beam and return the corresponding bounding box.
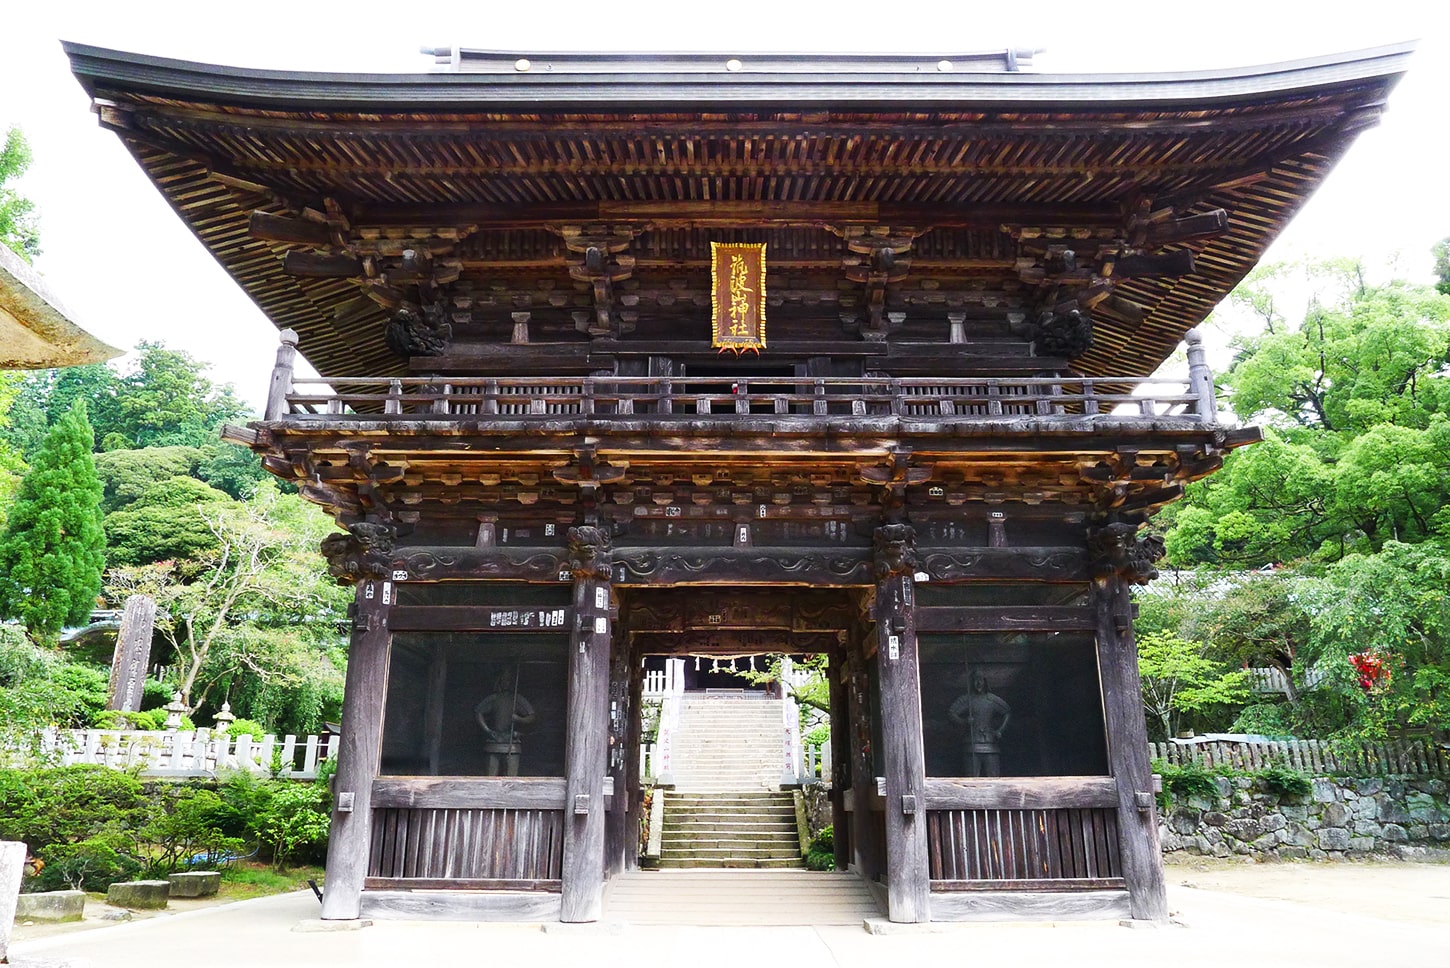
[283,250,362,278]
[837,226,919,341]
[249,211,332,246]
[555,225,644,339]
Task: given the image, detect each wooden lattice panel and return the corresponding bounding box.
[927,807,1122,888]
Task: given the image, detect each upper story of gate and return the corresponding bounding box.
[66,42,1410,389]
[65,44,1409,532]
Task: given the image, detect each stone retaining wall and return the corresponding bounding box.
[1160,775,1450,859]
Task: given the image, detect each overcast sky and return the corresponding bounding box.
[1,1,1446,408]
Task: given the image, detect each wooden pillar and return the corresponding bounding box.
[561,527,612,922]
[873,524,930,923]
[604,620,633,877]
[263,328,298,421]
[844,628,878,883]
[623,645,646,872]
[827,647,849,871]
[1095,572,1169,922]
[321,577,393,920]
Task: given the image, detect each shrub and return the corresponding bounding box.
[135,783,246,876]
[1230,702,1295,737]
[92,708,195,731]
[31,835,141,892]
[223,718,267,740]
[1154,759,1222,811]
[213,770,273,842]
[803,825,835,871]
[1258,765,1312,799]
[257,781,330,870]
[0,765,148,849]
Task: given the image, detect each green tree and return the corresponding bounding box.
[1152,253,1450,740]
[0,125,40,260]
[94,445,205,512]
[0,401,105,641]
[106,485,347,725]
[103,476,233,566]
[1136,630,1250,740]
[112,342,248,449]
[2,344,250,457]
[1296,541,1450,738]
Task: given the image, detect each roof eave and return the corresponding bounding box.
[63,40,1415,113]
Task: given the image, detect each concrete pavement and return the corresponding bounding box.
[9,866,1449,968]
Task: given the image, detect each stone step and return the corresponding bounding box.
[661,841,801,854]
[664,794,794,803]
[661,804,794,814]
[607,870,879,923]
[654,857,806,870]
[662,819,798,830]
[662,825,800,837]
[658,837,801,850]
[662,838,801,852]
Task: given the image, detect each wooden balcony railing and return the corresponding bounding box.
[262,329,1219,425]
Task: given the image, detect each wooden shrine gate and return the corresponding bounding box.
[310,532,1166,924]
[67,40,1407,923]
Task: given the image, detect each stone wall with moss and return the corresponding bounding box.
[1159,774,1450,859]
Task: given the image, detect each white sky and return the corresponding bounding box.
[1,1,1447,408]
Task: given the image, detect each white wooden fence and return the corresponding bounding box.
[1244,666,1329,695]
[26,728,336,779]
[1150,737,1447,776]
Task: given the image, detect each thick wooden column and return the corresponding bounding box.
[844,643,878,883]
[623,647,646,872]
[321,576,393,920]
[561,527,613,922]
[873,525,930,923]
[604,622,633,877]
[1090,523,1169,922]
[827,648,850,871]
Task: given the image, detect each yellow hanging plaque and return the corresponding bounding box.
[710,242,766,354]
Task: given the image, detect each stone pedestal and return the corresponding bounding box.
[168,871,222,897]
[16,889,86,922]
[107,880,170,909]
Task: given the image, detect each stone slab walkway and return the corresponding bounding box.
[9,862,1449,968]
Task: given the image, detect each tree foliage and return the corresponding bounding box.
[0,125,40,260]
[95,446,205,512]
[0,401,105,640]
[103,476,233,567]
[1136,631,1250,740]
[1150,253,1450,741]
[106,485,348,733]
[6,343,249,457]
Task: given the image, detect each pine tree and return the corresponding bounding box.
[0,400,105,641]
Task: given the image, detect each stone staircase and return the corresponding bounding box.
[606,869,879,925]
[657,695,803,869]
[668,694,784,792]
[658,791,803,868]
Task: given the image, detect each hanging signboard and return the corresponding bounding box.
[711,241,767,354]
